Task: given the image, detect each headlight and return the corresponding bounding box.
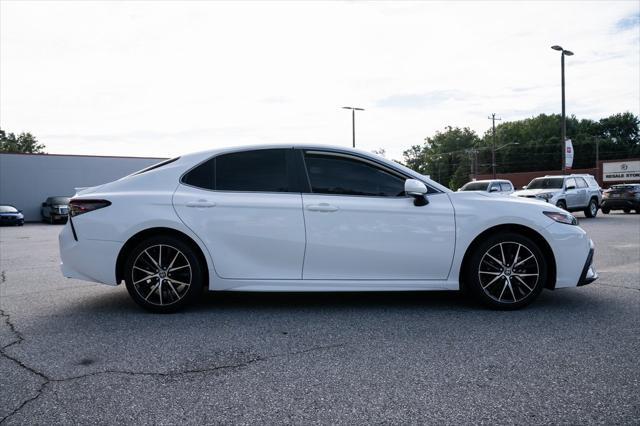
[537,192,555,200]
[543,211,578,225]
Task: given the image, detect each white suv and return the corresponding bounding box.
[514,174,602,218]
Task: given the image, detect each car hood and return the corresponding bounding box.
[0,212,22,217]
[513,188,560,197]
[447,190,565,214]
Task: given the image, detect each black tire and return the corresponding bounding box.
[556,200,567,211]
[124,235,204,313]
[623,208,631,214]
[466,232,547,310]
[601,207,610,214]
[584,198,598,218]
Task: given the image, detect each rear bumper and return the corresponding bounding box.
[578,240,598,286]
[59,222,121,285]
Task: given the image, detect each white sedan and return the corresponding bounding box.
[59,145,597,312]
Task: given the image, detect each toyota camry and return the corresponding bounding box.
[59,145,597,312]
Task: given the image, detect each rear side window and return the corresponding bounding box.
[576,177,588,188]
[500,183,512,191]
[183,158,215,190]
[216,149,289,192]
[304,152,405,197]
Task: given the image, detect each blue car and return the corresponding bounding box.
[0,205,24,226]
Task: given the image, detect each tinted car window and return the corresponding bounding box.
[460,182,490,191]
[500,182,512,191]
[48,197,70,205]
[216,149,290,192]
[183,158,215,190]
[304,152,405,197]
[527,178,564,189]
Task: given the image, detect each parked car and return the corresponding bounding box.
[41,196,70,224]
[514,174,601,218]
[459,179,514,194]
[59,145,597,313]
[0,205,24,226]
[601,184,640,214]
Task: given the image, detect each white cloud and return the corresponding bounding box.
[1,0,638,160]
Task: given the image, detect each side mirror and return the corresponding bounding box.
[521,186,527,190]
[405,179,429,206]
[566,185,576,190]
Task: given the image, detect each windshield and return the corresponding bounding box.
[527,178,564,190]
[460,182,490,191]
[0,206,18,213]
[49,197,70,205]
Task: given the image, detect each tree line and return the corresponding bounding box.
[0,128,46,154]
[401,112,640,190]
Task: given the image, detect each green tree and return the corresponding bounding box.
[0,128,46,153]
[402,126,480,189]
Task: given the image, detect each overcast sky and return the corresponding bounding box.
[1,1,638,160]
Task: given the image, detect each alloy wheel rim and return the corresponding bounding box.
[131,244,192,306]
[591,202,597,215]
[478,242,539,303]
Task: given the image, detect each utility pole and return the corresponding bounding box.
[488,113,501,178]
[342,106,364,148]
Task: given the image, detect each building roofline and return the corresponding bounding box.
[0,152,167,160]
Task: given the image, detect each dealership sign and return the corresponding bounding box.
[602,160,640,182]
[565,139,574,170]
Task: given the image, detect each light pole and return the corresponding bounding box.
[551,45,574,174]
[342,106,364,148]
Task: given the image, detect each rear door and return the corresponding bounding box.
[575,177,589,207]
[564,177,580,208]
[173,148,307,280]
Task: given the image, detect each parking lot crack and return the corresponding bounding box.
[52,342,346,383]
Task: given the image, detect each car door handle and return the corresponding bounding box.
[306,203,339,212]
[186,200,216,208]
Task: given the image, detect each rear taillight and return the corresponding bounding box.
[69,199,111,217]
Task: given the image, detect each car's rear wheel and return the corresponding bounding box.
[467,233,547,310]
[124,236,203,313]
[556,200,567,211]
[623,208,631,214]
[601,207,610,214]
[584,198,598,218]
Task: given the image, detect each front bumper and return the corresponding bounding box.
[578,240,598,286]
[601,199,640,210]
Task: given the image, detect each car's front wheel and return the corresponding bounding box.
[466,233,547,310]
[124,236,204,313]
[556,200,567,211]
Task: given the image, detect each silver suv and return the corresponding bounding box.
[514,174,602,218]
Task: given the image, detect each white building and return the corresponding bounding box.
[0,153,165,221]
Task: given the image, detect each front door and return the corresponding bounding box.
[300,150,456,280]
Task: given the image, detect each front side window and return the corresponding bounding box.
[565,178,577,189]
[490,183,501,192]
[500,182,512,191]
[304,152,405,197]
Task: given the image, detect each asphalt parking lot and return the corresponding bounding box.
[1,213,639,425]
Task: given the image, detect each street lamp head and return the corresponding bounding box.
[551,45,563,51]
[563,50,574,56]
[342,106,352,109]
[354,108,365,111]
